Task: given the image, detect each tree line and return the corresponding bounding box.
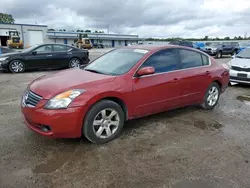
[48,28,105,33]
[145,35,250,41]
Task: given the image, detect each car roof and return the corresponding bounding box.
[124,44,195,51]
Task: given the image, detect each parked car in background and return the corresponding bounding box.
[93,43,104,48]
[169,40,199,49]
[0,46,16,55]
[21,45,229,144]
[237,42,250,53]
[202,42,239,58]
[0,44,89,73]
[228,47,250,84]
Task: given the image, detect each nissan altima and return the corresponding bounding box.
[21,45,229,144]
[0,44,89,73]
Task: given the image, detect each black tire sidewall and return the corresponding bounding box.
[9,60,25,73]
[216,51,222,58]
[83,100,125,144]
[69,58,81,68]
[202,82,220,110]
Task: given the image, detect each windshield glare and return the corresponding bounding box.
[84,48,148,75]
[237,48,250,58]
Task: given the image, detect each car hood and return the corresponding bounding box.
[29,69,116,99]
[231,58,250,67]
[0,52,22,57]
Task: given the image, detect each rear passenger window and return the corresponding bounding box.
[201,54,209,65]
[179,49,203,69]
[141,49,179,73]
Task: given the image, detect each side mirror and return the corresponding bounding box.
[31,51,37,55]
[137,66,155,77]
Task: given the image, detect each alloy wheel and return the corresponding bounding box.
[207,86,219,106]
[70,59,80,68]
[93,108,120,139]
[11,61,24,73]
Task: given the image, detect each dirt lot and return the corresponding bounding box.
[0,49,250,188]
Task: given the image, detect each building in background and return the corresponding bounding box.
[0,23,140,48]
[0,23,47,48]
[47,31,140,47]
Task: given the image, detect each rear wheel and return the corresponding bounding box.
[69,58,81,68]
[216,51,222,58]
[201,82,220,110]
[83,100,125,144]
[9,60,25,73]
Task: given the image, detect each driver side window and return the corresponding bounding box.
[34,45,52,54]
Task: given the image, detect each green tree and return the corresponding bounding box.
[204,36,209,40]
[48,28,55,31]
[234,36,238,40]
[85,30,91,33]
[237,36,243,40]
[224,36,230,40]
[0,13,15,24]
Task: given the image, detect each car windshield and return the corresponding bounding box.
[236,48,250,59]
[84,48,148,75]
[22,44,40,53]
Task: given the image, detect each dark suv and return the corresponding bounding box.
[202,42,239,58]
[169,40,199,49]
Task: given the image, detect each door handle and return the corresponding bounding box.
[205,71,211,75]
[171,78,179,83]
[67,52,72,55]
[46,54,52,57]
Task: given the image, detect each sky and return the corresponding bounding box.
[1,0,250,38]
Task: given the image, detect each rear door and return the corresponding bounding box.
[132,48,182,117]
[51,44,69,67]
[222,42,233,54]
[176,49,212,105]
[24,45,54,69]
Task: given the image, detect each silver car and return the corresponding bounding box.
[228,47,250,84]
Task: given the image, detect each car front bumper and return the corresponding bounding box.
[21,100,88,138]
[229,69,250,84]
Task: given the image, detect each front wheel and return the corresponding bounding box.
[83,100,125,144]
[9,60,25,73]
[201,82,220,110]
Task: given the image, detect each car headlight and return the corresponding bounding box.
[0,57,9,61]
[44,89,86,109]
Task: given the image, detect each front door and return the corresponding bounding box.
[24,45,54,69]
[177,49,213,105]
[132,48,182,118]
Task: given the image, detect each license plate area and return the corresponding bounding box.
[237,73,247,78]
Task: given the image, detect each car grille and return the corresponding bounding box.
[22,90,42,107]
[230,76,250,82]
[232,66,250,72]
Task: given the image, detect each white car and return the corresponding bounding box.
[228,47,250,84]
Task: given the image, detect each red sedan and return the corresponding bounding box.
[21,45,229,144]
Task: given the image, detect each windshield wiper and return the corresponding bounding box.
[84,68,105,74]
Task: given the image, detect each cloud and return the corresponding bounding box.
[0,0,250,38]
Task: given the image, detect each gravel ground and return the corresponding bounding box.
[0,49,250,188]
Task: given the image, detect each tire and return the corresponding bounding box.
[231,50,237,56]
[216,51,222,58]
[201,82,221,110]
[9,60,25,73]
[69,58,81,68]
[83,100,125,144]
